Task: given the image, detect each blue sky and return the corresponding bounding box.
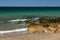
[0,0,60,7]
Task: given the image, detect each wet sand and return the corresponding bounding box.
[0,29,60,40]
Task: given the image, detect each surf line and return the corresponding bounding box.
[0,28,28,34]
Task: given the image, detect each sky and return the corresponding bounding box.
[0,0,60,7]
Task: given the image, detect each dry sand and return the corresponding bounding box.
[0,29,60,40]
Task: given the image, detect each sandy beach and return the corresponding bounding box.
[0,18,60,40]
[0,29,60,40]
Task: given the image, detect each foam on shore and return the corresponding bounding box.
[0,28,28,34]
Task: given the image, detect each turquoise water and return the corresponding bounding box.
[0,7,60,18]
[0,7,60,30]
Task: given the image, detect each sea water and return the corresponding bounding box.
[0,7,60,31]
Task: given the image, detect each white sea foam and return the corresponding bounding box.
[8,19,30,22]
[0,28,28,34]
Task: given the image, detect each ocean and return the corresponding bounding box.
[0,7,60,17]
[0,7,60,31]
